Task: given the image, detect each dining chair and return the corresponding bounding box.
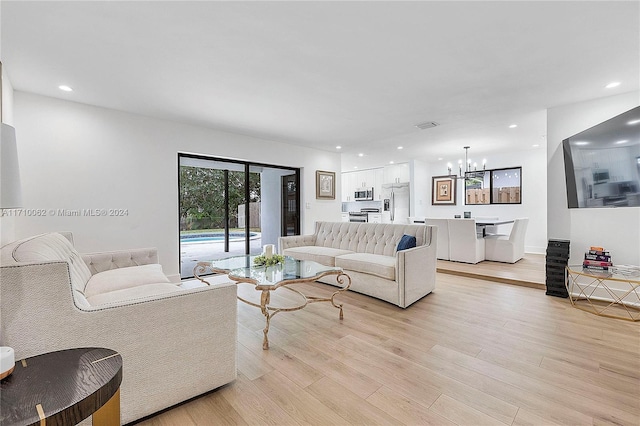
[447,219,485,264]
[484,218,529,263]
[425,218,450,260]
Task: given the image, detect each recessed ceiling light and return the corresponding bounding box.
[532,144,540,148]
[354,166,358,169]
[615,140,628,144]
[336,146,342,150]
[415,121,438,130]
[358,153,364,157]
[574,141,589,146]
[58,85,73,92]
[389,161,394,164]
[605,82,621,89]
[437,157,443,161]
[509,124,517,128]
[627,119,640,125]
[397,146,403,150]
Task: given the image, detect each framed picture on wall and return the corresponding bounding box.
[432,175,457,205]
[316,170,336,199]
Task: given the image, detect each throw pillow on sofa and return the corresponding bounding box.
[397,234,416,251]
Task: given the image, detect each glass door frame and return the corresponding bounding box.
[178,152,300,278]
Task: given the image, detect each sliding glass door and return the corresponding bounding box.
[178,154,299,279]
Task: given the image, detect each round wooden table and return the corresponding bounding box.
[0,347,122,425]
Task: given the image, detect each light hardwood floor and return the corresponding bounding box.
[437,253,546,289]
[137,264,639,426]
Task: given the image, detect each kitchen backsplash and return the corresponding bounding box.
[342,200,383,212]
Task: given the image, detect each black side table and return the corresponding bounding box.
[0,347,122,425]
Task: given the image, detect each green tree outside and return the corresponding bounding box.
[179,166,261,231]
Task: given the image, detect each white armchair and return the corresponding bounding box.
[485,218,529,263]
[447,219,485,264]
[425,218,450,260]
[0,232,238,424]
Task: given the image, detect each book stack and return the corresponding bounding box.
[583,246,612,270]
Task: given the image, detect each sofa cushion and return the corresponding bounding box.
[86,283,182,306]
[2,232,93,294]
[335,253,396,280]
[282,246,355,266]
[84,264,171,298]
[397,234,417,251]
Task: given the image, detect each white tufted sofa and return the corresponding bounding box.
[0,232,237,424]
[279,222,437,308]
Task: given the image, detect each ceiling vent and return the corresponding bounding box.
[415,121,439,130]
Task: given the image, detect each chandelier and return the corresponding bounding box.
[447,146,486,178]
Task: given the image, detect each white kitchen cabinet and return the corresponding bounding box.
[354,169,375,188]
[342,168,384,201]
[360,168,384,201]
[340,173,355,203]
[341,173,351,202]
[341,213,350,222]
[368,213,382,223]
[373,168,384,200]
[383,163,410,184]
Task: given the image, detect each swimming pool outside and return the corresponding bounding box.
[180,231,263,278]
[180,231,260,244]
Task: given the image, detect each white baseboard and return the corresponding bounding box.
[525,246,546,254]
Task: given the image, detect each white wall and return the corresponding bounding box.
[0,65,17,245]
[410,159,430,218]
[415,147,548,253]
[261,167,295,247]
[11,91,342,278]
[547,91,640,266]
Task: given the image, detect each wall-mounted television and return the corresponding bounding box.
[563,105,640,208]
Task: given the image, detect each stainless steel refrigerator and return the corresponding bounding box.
[381,182,410,224]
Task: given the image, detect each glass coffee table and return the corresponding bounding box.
[194,255,351,349]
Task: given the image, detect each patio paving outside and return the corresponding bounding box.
[180,235,263,279]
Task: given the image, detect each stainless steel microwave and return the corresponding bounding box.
[354,187,374,201]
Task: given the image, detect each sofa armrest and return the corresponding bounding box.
[278,234,317,253]
[82,248,159,274]
[0,261,237,423]
[396,234,437,308]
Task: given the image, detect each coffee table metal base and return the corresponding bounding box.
[195,257,351,349]
[236,272,351,349]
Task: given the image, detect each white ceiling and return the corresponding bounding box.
[2,1,638,170]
